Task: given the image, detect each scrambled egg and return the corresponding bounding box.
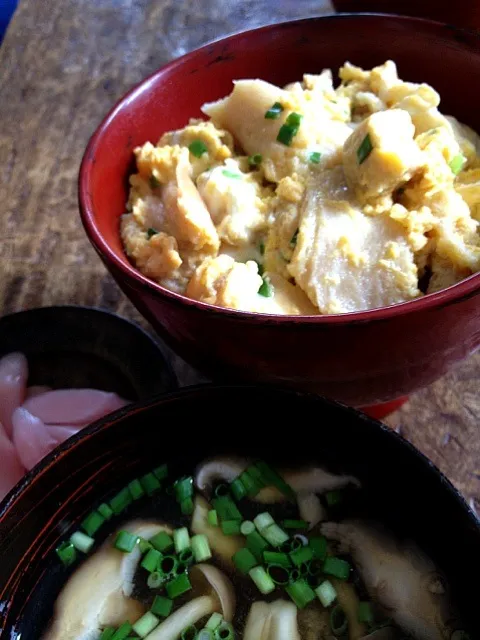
[121,61,480,315]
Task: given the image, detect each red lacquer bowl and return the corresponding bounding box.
[79,14,480,409]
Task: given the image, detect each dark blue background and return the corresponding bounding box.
[0,0,17,42]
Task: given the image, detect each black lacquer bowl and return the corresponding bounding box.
[0,386,478,637]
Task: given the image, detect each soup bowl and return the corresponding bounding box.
[0,386,478,637]
[79,14,480,409]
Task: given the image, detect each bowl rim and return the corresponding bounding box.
[79,12,480,326]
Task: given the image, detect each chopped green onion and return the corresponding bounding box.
[132,612,159,638]
[358,602,374,624]
[175,476,193,502]
[212,496,242,521]
[140,472,161,496]
[286,112,303,128]
[282,519,308,530]
[249,566,276,594]
[151,595,173,618]
[290,545,313,567]
[289,229,299,248]
[208,510,219,526]
[286,578,316,609]
[316,580,337,607]
[248,154,263,166]
[100,628,115,640]
[189,140,208,158]
[56,541,77,566]
[197,631,214,640]
[254,512,275,532]
[266,563,291,585]
[240,520,255,536]
[150,531,174,552]
[153,464,168,481]
[97,503,113,520]
[214,484,231,498]
[138,537,152,554]
[239,470,262,497]
[166,572,192,598]
[265,102,284,119]
[309,151,321,164]
[230,477,247,501]
[214,622,235,640]
[258,276,273,297]
[114,531,138,553]
[330,605,348,636]
[174,527,190,553]
[128,479,145,500]
[233,547,258,574]
[70,531,95,554]
[449,153,466,175]
[222,169,242,179]
[191,534,212,562]
[289,568,301,583]
[179,547,194,566]
[263,550,291,567]
[221,520,241,536]
[147,571,164,589]
[323,556,351,580]
[246,530,270,561]
[147,227,159,240]
[307,559,324,577]
[282,538,302,553]
[255,462,296,500]
[246,464,266,488]
[357,133,373,164]
[141,548,162,573]
[81,511,105,537]
[325,490,342,507]
[159,554,178,576]
[110,488,132,515]
[309,536,328,561]
[181,625,197,640]
[259,240,265,256]
[262,523,289,547]
[181,497,194,515]
[277,124,298,146]
[205,613,223,631]
[149,174,160,190]
[111,622,133,640]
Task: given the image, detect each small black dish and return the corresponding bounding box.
[0,306,177,400]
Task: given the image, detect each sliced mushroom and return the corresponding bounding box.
[145,563,235,639]
[191,495,244,565]
[244,600,300,640]
[321,520,460,640]
[296,491,327,530]
[43,520,171,640]
[195,457,250,495]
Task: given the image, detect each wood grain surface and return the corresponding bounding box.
[0,0,478,513]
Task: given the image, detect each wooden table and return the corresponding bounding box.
[0,0,478,512]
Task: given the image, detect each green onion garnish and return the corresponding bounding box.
[188,140,208,158]
[449,153,466,175]
[205,613,223,631]
[265,102,284,119]
[255,261,264,276]
[286,112,303,128]
[240,520,255,536]
[191,534,212,562]
[246,464,266,489]
[358,601,374,624]
[197,631,214,640]
[290,228,299,249]
[323,556,351,580]
[357,133,373,164]
[80,511,105,537]
[277,123,298,146]
[309,536,328,561]
[309,151,321,164]
[181,497,194,515]
[207,509,219,526]
[159,555,177,575]
[316,579,337,607]
[290,545,313,567]
[246,530,270,561]
[263,550,291,567]
[282,519,308,530]
[230,477,247,501]
[255,461,295,500]
[110,488,132,515]
[149,174,160,190]
[175,476,193,502]
[147,571,164,589]
[253,512,275,533]
[128,479,145,501]
[330,605,348,636]
[266,563,290,586]
[56,541,77,566]
[181,625,197,640]
[249,565,276,594]
[132,612,159,638]
[173,527,190,553]
[221,520,241,536]
[111,622,133,640]
[114,531,138,553]
[140,472,161,496]
[99,628,115,640]
[212,495,242,521]
[259,240,265,256]
[258,275,273,297]
[239,470,262,497]
[262,523,289,547]
[70,531,95,554]
[141,548,162,573]
[286,578,316,609]
[214,623,234,640]
[153,464,168,481]
[150,531,174,552]
[151,595,173,618]
[97,503,113,520]
[166,572,192,598]
[233,547,258,574]
[138,538,152,554]
[222,169,242,179]
[248,154,263,167]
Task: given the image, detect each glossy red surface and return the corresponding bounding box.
[79,14,480,407]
